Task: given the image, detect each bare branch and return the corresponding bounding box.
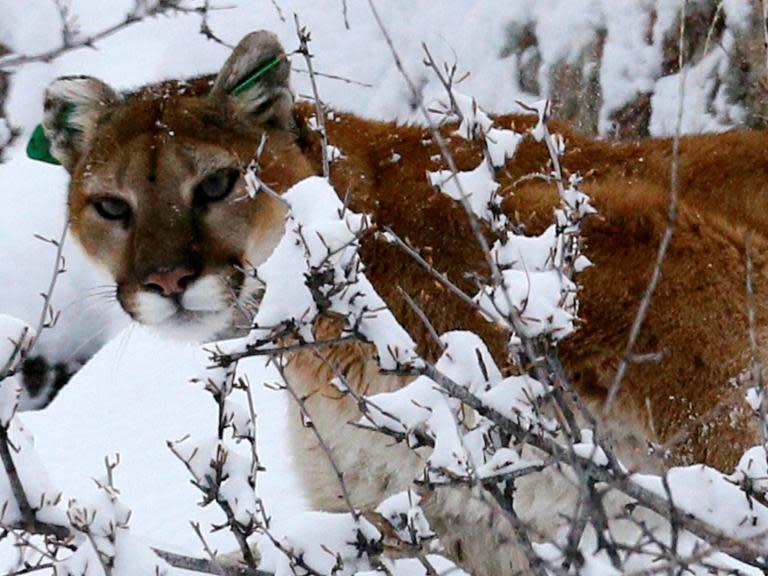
[291,67,373,88]
[154,547,265,575]
[396,286,444,353]
[190,521,226,575]
[270,356,360,520]
[604,0,688,414]
[0,218,68,383]
[0,1,207,69]
[415,359,768,570]
[0,426,68,540]
[208,335,359,367]
[294,14,329,178]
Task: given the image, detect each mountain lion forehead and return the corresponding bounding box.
[105,134,229,189]
[96,97,234,143]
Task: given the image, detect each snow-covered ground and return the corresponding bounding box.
[20,328,305,558]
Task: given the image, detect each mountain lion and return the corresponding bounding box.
[32,30,765,574]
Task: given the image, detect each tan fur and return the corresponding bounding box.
[44,32,768,574]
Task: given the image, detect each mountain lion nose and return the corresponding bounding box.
[143,267,197,296]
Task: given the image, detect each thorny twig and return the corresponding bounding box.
[309,348,414,443]
[604,0,688,414]
[292,67,373,88]
[5,562,56,576]
[763,0,768,83]
[414,361,768,570]
[396,285,444,353]
[0,427,68,540]
[0,218,68,382]
[366,0,499,287]
[421,43,467,126]
[294,14,329,178]
[209,335,359,367]
[365,12,630,566]
[269,0,286,22]
[0,459,253,574]
[167,438,261,571]
[190,520,226,575]
[367,1,580,424]
[0,1,217,69]
[154,547,264,576]
[194,0,234,48]
[0,214,71,548]
[340,0,350,30]
[270,355,360,521]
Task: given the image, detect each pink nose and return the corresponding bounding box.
[143,267,197,296]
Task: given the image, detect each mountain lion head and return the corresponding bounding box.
[39,32,315,340]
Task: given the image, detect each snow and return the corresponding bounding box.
[0,416,67,530]
[248,176,419,370]
[0,0,762,572]
[571,428,609,466]
[632,465,768,544]
[434,331,501,395]
[0,375,19,426]
[358,375,444,438]
[428,93,522,229]
[475,268,577,339]
[475,447,542,480]
[429,162,501,227]
[60,479,172,576]
[374,490,433,545]
[649,31,746,136]
[485,126,523,169]
[258,511,381,576]
[722,0,753,30]
[501,0,750,135]
[731,445,768,494]
[0,315,34,419]
[598,0,666,132]
[361,332,555,485]
[479,374,555,434]
[0,327,306,571]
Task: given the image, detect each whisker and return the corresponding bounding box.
[78,286,118,297]
[217,275,255,323]
[63,321,117,364]
[58,293,119,314]
[112,323,136,377]
[59,285,118,309]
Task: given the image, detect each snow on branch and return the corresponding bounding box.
[0,1,227,70]
[233,175,420,372]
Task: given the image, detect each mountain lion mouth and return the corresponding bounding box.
[122,273,243,341]
[151,307,234,341]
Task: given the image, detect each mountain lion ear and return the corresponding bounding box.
[29,76,118,171]
[211,30,293,128]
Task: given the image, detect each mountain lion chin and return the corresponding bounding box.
[147,307,235,343]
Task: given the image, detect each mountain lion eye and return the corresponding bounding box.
[194,169,240,206]
[93,197,131,221]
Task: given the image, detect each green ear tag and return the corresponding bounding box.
[26,124,61,165]
[230,56,281,96]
